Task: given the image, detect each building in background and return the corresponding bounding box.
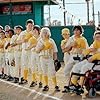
[0,0,58,27]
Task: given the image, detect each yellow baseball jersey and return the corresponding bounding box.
[5,37,11,43]
[14,34,22,51]
[36,38,57,58]
[24,31,33,41]
[92,40,100,50]
[68,36,88,54]
[0,38,6,52]
[74,36,88,49]
[61,39,67,46]
[83,49,91,56]
[83,40,100,56]
[43,40,53,50]
[4,37,11,48]
[7,35,18,52]
[4,37,11,52]
[20,30,33,50]
[91,53,100,61]
[28,36,37,45]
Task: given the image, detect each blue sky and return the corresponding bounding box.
[44,0,100,26]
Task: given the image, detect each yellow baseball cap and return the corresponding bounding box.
[62,28,70,35]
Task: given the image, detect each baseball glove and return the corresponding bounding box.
[54,60,61,72]
[11,59,15,67]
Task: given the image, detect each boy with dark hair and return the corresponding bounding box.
[16,19,34,84]
[62,25,89,92]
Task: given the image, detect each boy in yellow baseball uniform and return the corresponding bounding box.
[36,27,60,91]
[16,19,34,84]
[28,25,43,88]
[70,31,100,93]
[62,25,89,92]
[0,31,6,78]
[4,30,14,80]
[11,25,23,83]
[61,28,70,68]
[6,29,16,80]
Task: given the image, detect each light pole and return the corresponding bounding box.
[92,0,95,25]
[48,0,51,26]
[98,11,100,24]
[63,0,66,26]
[85,0,90,23]
[9,0,13,27]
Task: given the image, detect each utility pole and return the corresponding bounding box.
[85,0,90,23]
[9,0,13,27]
[63,0,66,26]
[48,0,51,26]
[92,0,95,25]
[98,11,100,24]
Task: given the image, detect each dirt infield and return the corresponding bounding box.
[0,67,100,100]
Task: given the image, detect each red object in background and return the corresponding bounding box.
[2,6,9,13]
[1,4,32,14]
[13,5,20,12]
[20,5,25,12]
[25,5,31,12]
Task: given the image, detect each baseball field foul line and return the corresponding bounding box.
[0,79,62,100]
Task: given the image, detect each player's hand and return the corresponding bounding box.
[89,48,97,52]
[70,41,77,47]
[22,39,28,42]
[11,43,17,47]
[11,60,15,67]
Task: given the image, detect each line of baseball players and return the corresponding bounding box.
[0,19,100,93]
